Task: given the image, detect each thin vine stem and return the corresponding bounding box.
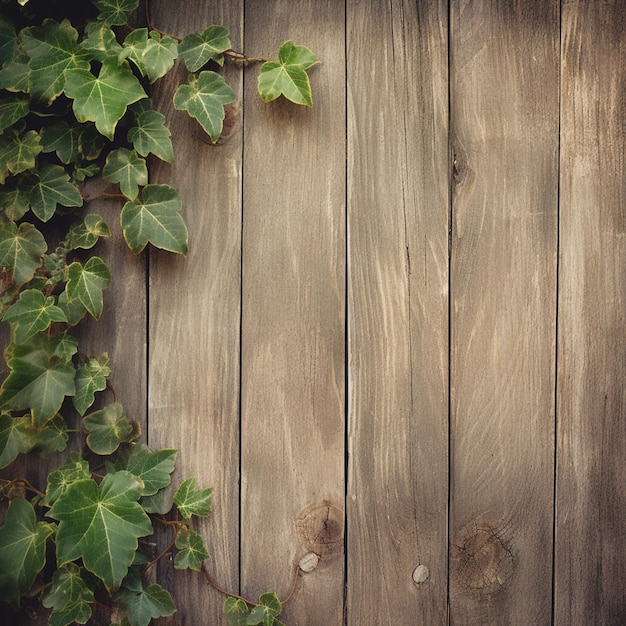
[0,477,45,498]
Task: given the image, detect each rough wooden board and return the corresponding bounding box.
[556,3,626,623]
[148,1,243,622]
[448,1,559,623]
[346,1,449,623]
[240,1,345,623]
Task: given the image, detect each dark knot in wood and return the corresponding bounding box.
[295,500,344,557]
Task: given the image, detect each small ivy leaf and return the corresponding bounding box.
[3,288,67,343]
[81,20,123,62]
[63,213,111,251]
[120,184,188,254]
[0,332,77,426]
[73,163,101,181]
[0,94,29,132]
[25,163,83,221]
[92,0,140,27]
[224,597,250,626]
[173,70,235,143]
[0,184,30,220]
[30,413,68,456]
[42,451,91,507]
[0,498,55,608]
[72,353,110,416]
[257,41,319,107]
[178,25,231,71]
[174,526,209,571]
[173,477,213,519]
[121,29,178,83]
[40,121,81,164]
[127,109,173,163]
[246,593,282,626]
[103,148,147,200]
[114,583,176,626]
[83,402,136,455]
[21,18,91,104]
[47,470,152,591]
[115,443,176,496]
[66,256,111,319]
[0,412,34,469]
[42,562,94,626]
[0,127,42,183]
[64,57,148,140]
[0,220,46,286]
[57,289,88,326]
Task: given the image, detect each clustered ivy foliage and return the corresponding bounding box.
[0,0,318,624]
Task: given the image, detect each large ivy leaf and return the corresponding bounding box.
[63,213,111,250]
[120,184,187,254]
[114,583,176,626]
[173,477,212,519]
[102,147,147,200]
[42,451,91,507]
[0,94,29,132]
[73,353,110,415]
[47,470,153,590]
[0,498,55,608]
[25,163,83,221]
[83,402,135,454]
[121,29,177,83]
[258,41,319,107]
[92,0,140,27]
[246,593,284,626]
[64,57,147,140]
[0,332,77,426]
[0,128,42,183]
[3,288,67,343]
[178,25,231,71]
[224,598,250,626]
[21,18,91,104]
[66,256,111,319]
[173,71,235,143]
[42,563,94,626]
[174,526,209,571]
[0,220,46,286]
[127,109,173,163]
[114,443,176,496]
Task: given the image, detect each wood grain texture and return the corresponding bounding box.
[148,2,243,623]
[240,1,345,623]
[346,1,449,623]
[449,1,559,623]
[556,3,626,623]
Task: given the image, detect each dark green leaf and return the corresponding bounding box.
[24,162,83,221]
[139,487,172,515]
[178,25,231,71]
[0,127,41,183]
[57,289,88,326]
[173,477,212,519]
[0,412,33,468]
[81,20,123,62]
[224,598,250,626]
[29,413,68,456]
[0,184,30,220]
[174,526,209,571]
[83,402,135,454]
[92,0,140,27]
[115,443,176,496]
[127,109,173,163]
[41,451,91,507]
[42,563,94,626]
[63,213,111,250]
[115,583,176,626]
[3,288,67,343]
[0,94,29,132]
[66,256,111,319]
[122,28,177,83]
[102,147,147,200]
[73,353,110,415]
[0,220,46,286]
[40,121,80,164]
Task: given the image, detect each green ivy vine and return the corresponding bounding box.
[0,0,318,624]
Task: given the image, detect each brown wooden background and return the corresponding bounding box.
[3,0,626,624]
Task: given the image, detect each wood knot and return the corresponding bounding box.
[295,501,343,557]
[451,519,514,596]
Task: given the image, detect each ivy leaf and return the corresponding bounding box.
[102,148,147,200]
[114,443,176,496]
[173,71,235,143]
[121,29,178,83]
[0,412,33,468]
[3,288,67,343]
[66,256,111,319]
[73,353,110,416]
[83,402,136,455]
[0,127,42,183]
[0,94,29,132]
[173,477,212,519]
[42,563,94,626]
[57,290,88,326]
[178,25,231,71]
[64,57,147,140]
[25,163,83,221]
[40,121,80,164]
[139,487,172,515]
[30,413,68,456]
[0,498,55,608]
[81,20,123,62]
[120,184,188,254]
[0,183,30,221]
[174,526,209,571]
[63,213,111,250]
[246,593,283,626]
[92,0,140,27]
[42,451,91,507]
[114,583,176,626]
[258,41,319,107]
[127,109,173,163]
[0,220,46,286]
[224,598,250,626]
[47,470,153,591]
[0,333,77,426]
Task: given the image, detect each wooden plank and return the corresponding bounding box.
[448,1,559,623]
[148,1,243,622]
[240,1,345,623]
[556,3,626,623]
[346,1,449,623]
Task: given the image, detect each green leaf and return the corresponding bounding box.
[139,487,172,515]
[64,57,147,140]
[178,25,231,71]
[81,20,123,62]
[0,183,30,220]
[120,184,187,254]
[25,163,83,221]
[41,451,91,507]
[114,583,176,626]
[0,498,55,608]
[29,413,68,456]
[0,94,29,132]
[0,412,33,468]
[66,256,111,319]
[92,0,140,27]
[258,41,319,107]
[0,333,77,426]
[246,593,282,626]
[73,353,110,415]
[63,213,111,250]
[102,147,147,200]
[224,598,250,626]
[173,477,212,519]
[83,402,135,454]
[173,71,235,143]
[0,127,42,183]
[47,470,152,590]
[0,219,46,286]
[127,109,173,163]
[121,29,178,83]
[21,18,91,104]
[3,288,67,343]
[174,526,209,571]
[40,121,80,163]
[42,563,94,626]
[57,289,88,326]
[115,443,176,496]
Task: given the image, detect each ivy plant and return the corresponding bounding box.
[0,0,318,624]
